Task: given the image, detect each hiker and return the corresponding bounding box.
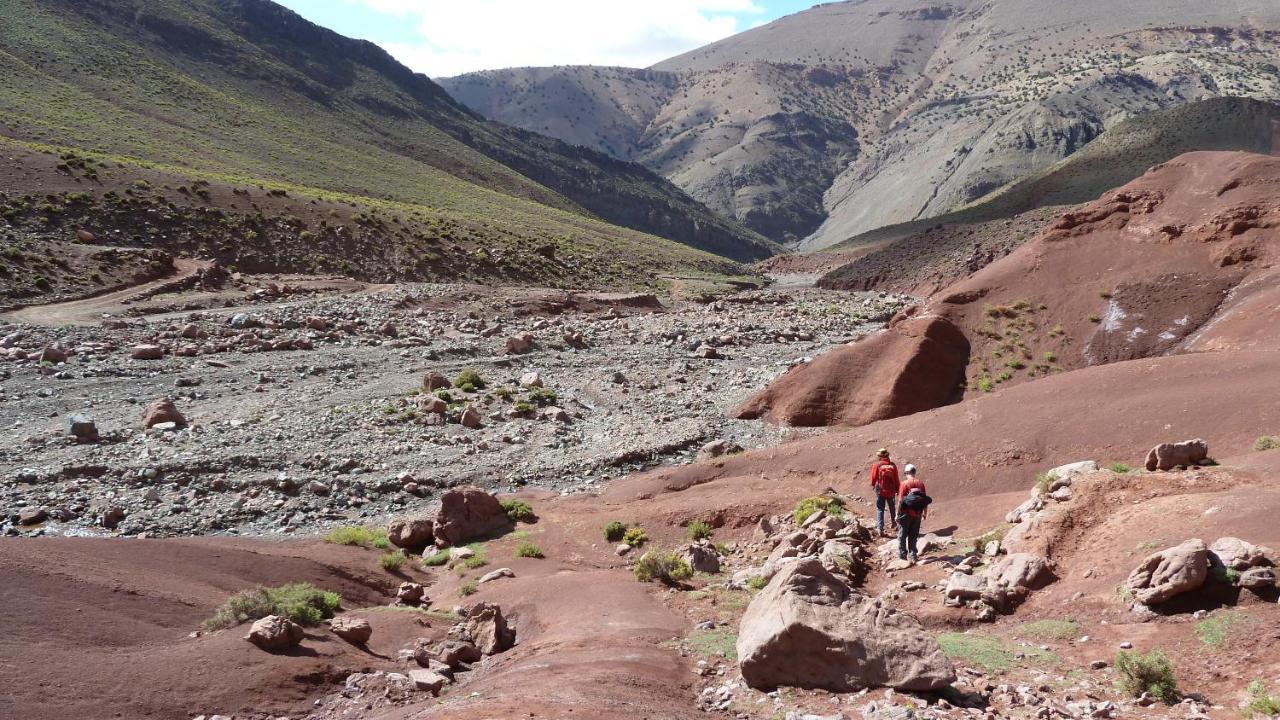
[868,448,900,537]
[897,463,931,563]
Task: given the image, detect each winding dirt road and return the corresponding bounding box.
[2,258,211,327]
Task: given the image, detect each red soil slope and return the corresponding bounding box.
[740,150,1280,427]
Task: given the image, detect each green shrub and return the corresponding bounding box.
[423,550,450,567]
[1034,471,1058,494]
[1108,463,1132,474]
[379,551,407,571]
[514,542,544,559]
[512,400,535,413]
[458,581,478,597]
[1115,650,1179,703]
[634,551,693,584]
[1248,681,1280,715]
[686,520,713,541]
[324,526,385,548]
[453,369,486,390]
[792,496,844,525]
[977,376,995,393]
[528,387,558,406]
[202,583,340,631]
[622,527,648,547]
[372,537,391,550]
[1255,436,1280,451]
[746,576,769,591]
[462,555,488,570]
[500,499,536,523]
[604,521,627,542]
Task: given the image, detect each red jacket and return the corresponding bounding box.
[899,477,928,517]
[869,459,899,498]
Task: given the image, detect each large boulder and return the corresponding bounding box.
[455,602,515,655]
[1209,537,1271,570]
[732,314,970,428]
[983,553,1055,610]
[1127,539,1209,605]
[1144,439,1209,471]
[433,487,511,547]
[737,559,955,692]
[388,517,434,550]
[330,616,373,645]
[244,615,304,652]
[679,543,722,574]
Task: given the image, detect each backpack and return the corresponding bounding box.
[874,462,899,497]
[901,488,932,512]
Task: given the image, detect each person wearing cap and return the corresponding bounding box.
[897,464,928,563]
[868,448,900,537]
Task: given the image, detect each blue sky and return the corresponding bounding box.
[274,0,819,77]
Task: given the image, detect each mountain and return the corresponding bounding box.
[816,97,1280,294]
[0,0,776,294]
[440,0,1280,246]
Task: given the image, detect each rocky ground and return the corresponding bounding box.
[0,274,908,539]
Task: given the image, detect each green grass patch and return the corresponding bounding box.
[968,524,1012,554]
[1017,619,1081,641]
[1248,681,1280,715]
[458,581,478,597]
[1255,436,1280,451]
[514,541,544,559]
[603,521,626,542]
[746,576,769,591]
[422,549,450,567]
[202,583,340,631]
[500,498,536,523]
[324,525,386,548]
[1194,610,1251,647]
[792,495,845,525]
[1108,463,1132,474]
[379,551,407,571]
[937,632,1057,673]
[686,628,738,660]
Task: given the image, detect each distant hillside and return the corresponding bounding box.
[441,0,1280,246]
[0,0,776,280]
[817,98,1280,294]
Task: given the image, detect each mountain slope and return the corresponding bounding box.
[817,97,1280,293]
[0,0,776,268]
[441,0,1280,246]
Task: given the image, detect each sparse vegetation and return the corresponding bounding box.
[622,527,648,547]
[458,581,478,597]
[379,551,407,571]
[324,525,387,548]
[1195,609,1250,646]
[1115,650,1179,703]
[500,498,536,523]
[453,369,486,391]
[634,550,693,584]
[792,495,845,524]
[202,583,340,631]
[1018,619,1081,641]
[685,628,737,659]
[423,550,450,567]
[514,541,544,559]
[1247,681,1280,716]
[1108,463,1132,474]
[969,525,1011,554]
[937,632,1056,672]
[746,576,769,591]
[1255,435,1280,451]
[686,520,713,541]
[1034,471,1059,494]
[603,521,627,542]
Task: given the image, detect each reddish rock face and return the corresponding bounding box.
[142,398,186,428]
[733,314,969,427]
[432,487,511,547]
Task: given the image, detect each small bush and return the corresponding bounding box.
[528,387,558,406]
[324,526,385,548]
[746,576,769,591]
[977,376,995,393]
[622,527,648,547]
[379,551,407,571]
[1255,436,1280,451]
[792,496,845,525]
[202,583,340,631]
[1043,351,1057,363]
[514,542,544,559]
[686,520,713,541]
[1108,463,1132,474]
[462,555,488,570]
[1248,681,1280,716]
[423,550,449,567]
[1115,650,1179,703]
[453,369,486,390]
[604,521,627,542]
[458,581,478,597]
[634,551,693,585]
[1034,471,1058,494]
[500,498,536,523]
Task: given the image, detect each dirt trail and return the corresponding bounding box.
[2,258,211,326]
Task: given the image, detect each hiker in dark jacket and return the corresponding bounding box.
[897,463,929,563]
[868,448,900,537]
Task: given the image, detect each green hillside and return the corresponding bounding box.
[0,0,774,285]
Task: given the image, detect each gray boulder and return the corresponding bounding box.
[244,615,304,652]
[388,516,434,550]
[1208,537,1270,570]
[1126,539,1209,605]
[737,559,954,692]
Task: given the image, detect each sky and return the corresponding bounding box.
[273,0,818,78]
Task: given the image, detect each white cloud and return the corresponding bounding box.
[358,0,766,77]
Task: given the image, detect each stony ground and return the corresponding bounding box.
[0,276,908,539]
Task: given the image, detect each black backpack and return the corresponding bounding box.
[900,489,932,512]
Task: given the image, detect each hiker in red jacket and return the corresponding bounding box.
[868,448,900,537]
[897,463,930,563]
